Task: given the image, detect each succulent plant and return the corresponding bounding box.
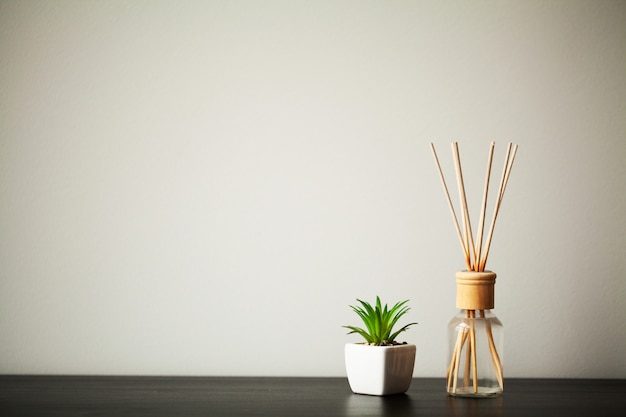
[343,296,417,346]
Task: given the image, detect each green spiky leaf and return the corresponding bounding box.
[343,296,417,346]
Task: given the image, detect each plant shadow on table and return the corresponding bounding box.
[344,393,414,417]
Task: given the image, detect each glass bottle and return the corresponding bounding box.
[446,271,503,397]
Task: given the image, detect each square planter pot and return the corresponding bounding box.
[345,342,416,396]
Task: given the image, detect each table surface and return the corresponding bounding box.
[1,376,625,417]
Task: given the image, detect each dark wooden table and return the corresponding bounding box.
[1,376,624,416]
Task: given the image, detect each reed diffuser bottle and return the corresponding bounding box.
[447,270,503,397]
[430,141,518,398]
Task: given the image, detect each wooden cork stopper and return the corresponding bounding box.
[456,270,497,310]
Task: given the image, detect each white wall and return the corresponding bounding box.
[1,0,625,378]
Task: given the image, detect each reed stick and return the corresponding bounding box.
[452,324,467,394]
[474,142,495,269]
[463,311,471,388]
[452,332,462,393]
[498,144,518,211]
[430,143,471,270]
[452,142,476,269]
[469,310,478,393]
[446,350,455,391]
[481,309,504,389]
[447,330,462,392]
[479,143,518,271]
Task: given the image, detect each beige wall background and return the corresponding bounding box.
[1,0,625,378]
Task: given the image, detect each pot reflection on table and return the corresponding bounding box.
[344,392,414,417]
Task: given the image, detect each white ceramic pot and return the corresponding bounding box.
[344,342,416,396]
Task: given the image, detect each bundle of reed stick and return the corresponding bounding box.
[430,141,518,272]
[430,141,518,395]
